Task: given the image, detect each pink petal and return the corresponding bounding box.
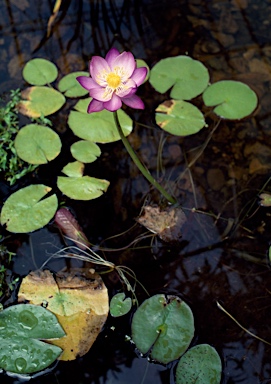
[112,52,136,78]
[104,94,122,111]
[122,94,145,110]
[131,67,148,86]
[116,79,137,98]
[76,76,97,90]
[89,86,112,102]
[105,47,120,69]
[87,99,105,113]
[90,56,110,84]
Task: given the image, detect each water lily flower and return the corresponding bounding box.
[76,48,147,113]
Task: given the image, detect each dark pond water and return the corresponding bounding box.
[1,0,271,383]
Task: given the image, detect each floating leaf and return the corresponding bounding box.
[58,71,89,97]
[110,293,132,317]
[54,207,90,250]
[131,294,194,364]
[70,141,101,163]
[22,58,58,85]
[61,161,84,177]
[0,304,65,374]
[57,176,110,200]
[68,102,133,143]
[259,193,271,207]
[150,56,209,100]
[14,124,61,164]
[176,344,222,384]
[1,184,58,233]
[202,80,258,119]
[18,269,109,361]
[18,86,66,118]
[136,205,186,242]
[155,99,205,136]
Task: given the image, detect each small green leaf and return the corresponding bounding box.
[62,161,85,177]
[70,141,101,163]
[57,176,110,200]
[15,124,62,164]
[155,99,205,136]
[18,86,66,118]
[1,184,58,233]
[259,193,271,207]
[131,294,194,364]
[68,102,133,143]
[150,56,209,100]
[202,80,258,119]
[22,58,58,85]
[176,344,222,384]
[0,304,65,374]
[110,293,132,317]
[58,71,89,97]
[136,59,150,83]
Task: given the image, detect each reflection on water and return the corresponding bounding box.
[1,0,271,383]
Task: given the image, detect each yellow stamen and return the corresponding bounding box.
[106,72,121,89]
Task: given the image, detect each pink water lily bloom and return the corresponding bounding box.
[76,48,148,113]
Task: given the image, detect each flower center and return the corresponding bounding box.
[106,72,121,89]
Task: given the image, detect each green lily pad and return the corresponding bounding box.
[1,184,58,233]
[259,193,271,207]
[58,71,89,97]
[155,99,206,136]
[176,344,222,384]
[150,56,209,100]
[14,124,61,164]
[68,100,133,143]
[70,141,101,163]
[0,303,65,374]
[131,294,194,364]
[202,80,258,119]
[110,293,132,317]
[57,176,110,200]
[62,161,85,177]
[18,86,66,118]
[22,58,58,86]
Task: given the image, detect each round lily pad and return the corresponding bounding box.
[155,99,206,136]
[57,176,110,200]
[131,294,194,364]
[58,71,89,97]
[176,344,222,384]
[68,100,133,143]
[15,124,62,164]
[18,86,66,118]
[22,58,58,85]
[1,184,58,233]
[150,56,209,100]
[110,293,132,317]
[202,80,258,119]
[70,141,101,163]
[0,304,65,374]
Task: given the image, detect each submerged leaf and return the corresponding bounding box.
[18,269,109,361]
[22,58,58,85]
[110,293,132,317]
[176,344,222,384]
[18,86,65,118]
[155,99,205,136]
[15,124,62,164]
[1,184,58,233]
[0,304,65,374]
[54,207,90,250]
[131,294,194,364]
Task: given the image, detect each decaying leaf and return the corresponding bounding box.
[136,205,186,242]
[18,268,109,361]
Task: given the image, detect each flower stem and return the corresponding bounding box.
[113,111,177,205]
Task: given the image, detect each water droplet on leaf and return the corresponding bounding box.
[15,357,27,372]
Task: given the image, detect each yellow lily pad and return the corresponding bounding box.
[18,268,109,361]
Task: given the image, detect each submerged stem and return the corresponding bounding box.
[113,111,177,205]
